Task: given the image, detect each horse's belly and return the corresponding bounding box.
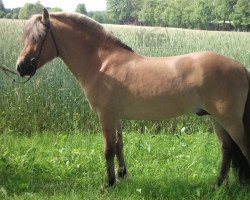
[120,97,198,120]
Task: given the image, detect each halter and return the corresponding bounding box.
[1,20,59,84]
[0,64,35,83]
[30,21,59,74]
[1,22,59,84]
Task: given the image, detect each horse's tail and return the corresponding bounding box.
[232,67,250,183]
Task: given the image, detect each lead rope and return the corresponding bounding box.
[0,65,32,83]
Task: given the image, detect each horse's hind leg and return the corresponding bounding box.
[225,122,250,164]
[116,120,127,179]
[212,120,233,187]
[221,119,250,183]
[212,119,250,186]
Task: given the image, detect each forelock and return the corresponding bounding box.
[23,15,46,43]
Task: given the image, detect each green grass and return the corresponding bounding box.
[1,131,250,200]
[1,19,250,199]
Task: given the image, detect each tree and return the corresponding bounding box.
[231,0,250,30]
[4,13,12,19]
[138,0,157,25]
[130,0,143,24]
[10,7,21,15]
[18,3,34,19]
[107,0,140,24]
[75,3,87,15]
[18,2,44,19]
[0,0,5,12]
[213,0,237,28]
[164,0,185,28]
[189,0,214,29]
[48,7,63,12]
[0,11,5,18]
[12,13,19,19]
[107,0,123,23]
[88,11,109,23]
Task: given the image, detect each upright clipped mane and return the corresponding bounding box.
[51,12,133,52]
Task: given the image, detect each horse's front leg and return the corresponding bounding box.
[99,114,117,186]
[116,120,127,179]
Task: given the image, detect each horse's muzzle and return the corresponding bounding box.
[16,59,37,77]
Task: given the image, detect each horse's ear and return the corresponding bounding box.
[42,8,50,27]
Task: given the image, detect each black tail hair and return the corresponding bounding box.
[232,67,250,184]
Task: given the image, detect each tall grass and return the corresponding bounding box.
[0,19,250,134]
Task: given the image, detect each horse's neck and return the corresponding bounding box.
[52,20,131,90]
[53,23,102,83]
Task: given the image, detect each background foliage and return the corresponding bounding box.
[0,0,249,31]
[106,0,250,30]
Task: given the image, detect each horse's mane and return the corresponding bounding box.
[23,15,45,42]
[24,12,133,52]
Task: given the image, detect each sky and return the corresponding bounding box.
[3,0,106,12]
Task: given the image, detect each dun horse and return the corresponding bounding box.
[16,9,250,187]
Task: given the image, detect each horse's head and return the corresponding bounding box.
[16,8,58,77]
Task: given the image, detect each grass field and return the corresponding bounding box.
[0,18,250,199]
[1,132,250,200]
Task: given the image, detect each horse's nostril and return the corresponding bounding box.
[16,62,24,75]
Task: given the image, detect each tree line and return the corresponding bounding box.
[0,1,62,19]
[0,0,249,31]
[0,1,105,23]
[106,0,250,31]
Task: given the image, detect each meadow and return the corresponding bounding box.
[0,18,250,199]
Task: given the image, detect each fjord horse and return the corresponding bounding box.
[16,9,250,187]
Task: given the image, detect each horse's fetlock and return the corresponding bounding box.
[108,177,116,186]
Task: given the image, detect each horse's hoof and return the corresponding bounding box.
[118,167,127,179]
[211,177,228,189]
[108,178,116,187]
